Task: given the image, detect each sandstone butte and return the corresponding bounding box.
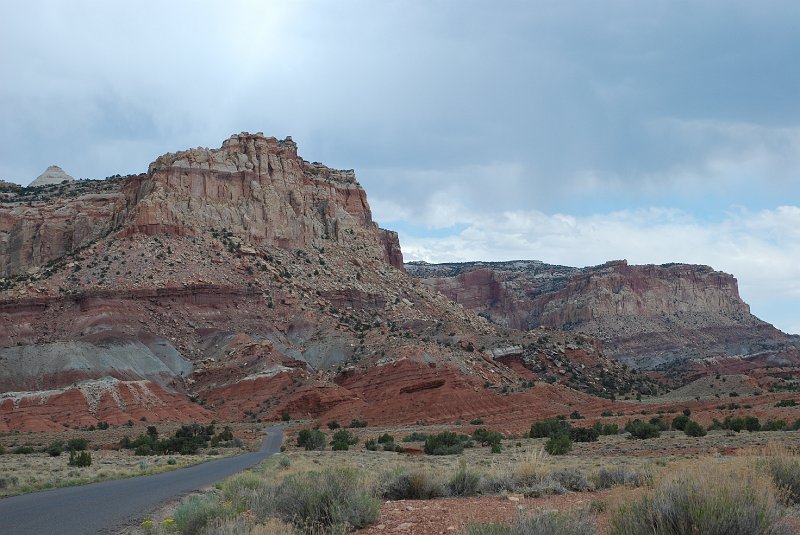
[0,132,796,432]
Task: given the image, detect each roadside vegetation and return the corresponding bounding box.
[124,418,800,535]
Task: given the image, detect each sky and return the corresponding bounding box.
[1,1,798,334]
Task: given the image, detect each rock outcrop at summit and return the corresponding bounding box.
[30,165,74,187]
[407,260,800,370]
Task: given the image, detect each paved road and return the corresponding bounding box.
[0,425,284,535]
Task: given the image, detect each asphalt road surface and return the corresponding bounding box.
[0,425,284,535]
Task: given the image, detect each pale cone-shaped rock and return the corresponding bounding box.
[29,165,74,187]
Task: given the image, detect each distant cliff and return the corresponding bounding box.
[407,259,799,369]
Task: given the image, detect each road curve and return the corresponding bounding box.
[0,425,284,535]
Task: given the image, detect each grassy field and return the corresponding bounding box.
[118,425,800,535]
[0,422,265,496]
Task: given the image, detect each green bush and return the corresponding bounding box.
[465,509,595,535]
[649,417,669,431]
[609,466,791,535]
[365,439,378,451]
[626,420,660,439]
[173,494,225,535]
[68,450,92,467]
[424,432,465,455]
[281,411,291,421]
[268,467,380,531]
[377,433,394,444]
[470,418,485,425]
[569,411,584,420]
[97,421,109,430]
[530,418,569,438]
[744,416,761,432]
[473,428,503,447]
[670,415,689,431]
[47,440,65,457]
[684,420,707,437]
[327,420,340,430]
[331,429,359,451]
[569,427,599,442]
[402,432,429,442]
[775,399,797,407]
[13,446,34,454]
[296,429,327,451]
[545,434,572,455]
[763,419,787,432]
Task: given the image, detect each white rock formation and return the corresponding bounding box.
[30,165,74,187]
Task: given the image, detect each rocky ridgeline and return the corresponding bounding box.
[0,134,657,431]
[408,259,800,370]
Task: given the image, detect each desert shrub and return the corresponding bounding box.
[163,423,215,454]
[402,432,429,442]
[569,426,599,442]
[569,411,584,420]
[67,438,89,451]
[545,434,572,455]
[68,450,92,467]
[724,416,745,432]
[47,440,65,457]
[465,509,595,535]
[684,420,707,437]
[331,429,358,451]
[594,467,647,489]
[364,439,377,451]
[13,446,34,454]
[0,444,4,455]
[281,411,291,422]
[296,429,326,451]
[97,421,110,430]
[649,417,669,431]
[550,468,593,492]
[744,416,762,432]
[670,415,689,431]
[377,433,394,444]
[0,476,18,489]
[775,399,797,407]
[174,494,226,535]
[326,420,340,430]
[592,421,618,435]
[348,419,368,428]
[470,418,485,425]
[601,410,614,417]
[378,466,447,500]
[626,420,660,439]
[530,418,569,438]
[449,460,481,496]
[424,432,465,455]
[220,472,273,514]
[491,443,502,454]
[520,478,567,498]
[763,420,787,432]
[766,456,800,504]
[473,428,503,447]
[609,464,791,535]
[267,466,379,531]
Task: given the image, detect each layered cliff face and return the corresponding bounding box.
[408,260,800,370]
[0,134,649,431]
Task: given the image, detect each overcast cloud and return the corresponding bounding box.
[1,1,798,333]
